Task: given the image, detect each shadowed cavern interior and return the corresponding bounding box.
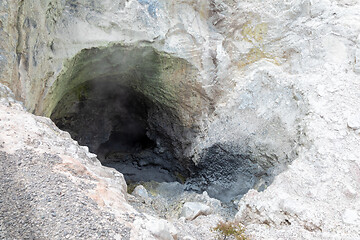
[51,79,186,183]
[48,44,209,186]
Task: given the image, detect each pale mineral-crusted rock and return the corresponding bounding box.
[347,114,360,130]
[145,219,178,240]
[180,202,212,221]
[183,237,196,240]
[133,215,178,240]
[342,209,359,225]
[132,185,151,204]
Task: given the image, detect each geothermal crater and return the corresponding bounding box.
[2,0,359,238]
[45,43,300,203]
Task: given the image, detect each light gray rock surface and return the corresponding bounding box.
[132,185,151,204]
[143,217,178,240]
[180,202,212,221]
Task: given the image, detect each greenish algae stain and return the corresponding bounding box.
[238,21,280,68]
[242,21,268,43]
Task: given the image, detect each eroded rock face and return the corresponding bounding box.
[0,0,304,199]
[1,0,360,239]
[2,0,304,199]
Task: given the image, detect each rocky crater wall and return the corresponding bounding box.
[0,0,308,200]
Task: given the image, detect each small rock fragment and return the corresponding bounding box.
[347,114,360,130]
[145,219,177,240]
[132,185,150,203]
[183,236,196,240]
[180,202,212,220]
[342,209,359,225]
[354,47,360,74]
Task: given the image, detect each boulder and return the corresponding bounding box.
[180,202,212,220]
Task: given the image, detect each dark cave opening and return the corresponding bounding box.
[49,77,271,203]
[51,79,187,184]
[49,78,271,203]
[49,78,268,202]
[46,45,275,203]
[44,44,213,191]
